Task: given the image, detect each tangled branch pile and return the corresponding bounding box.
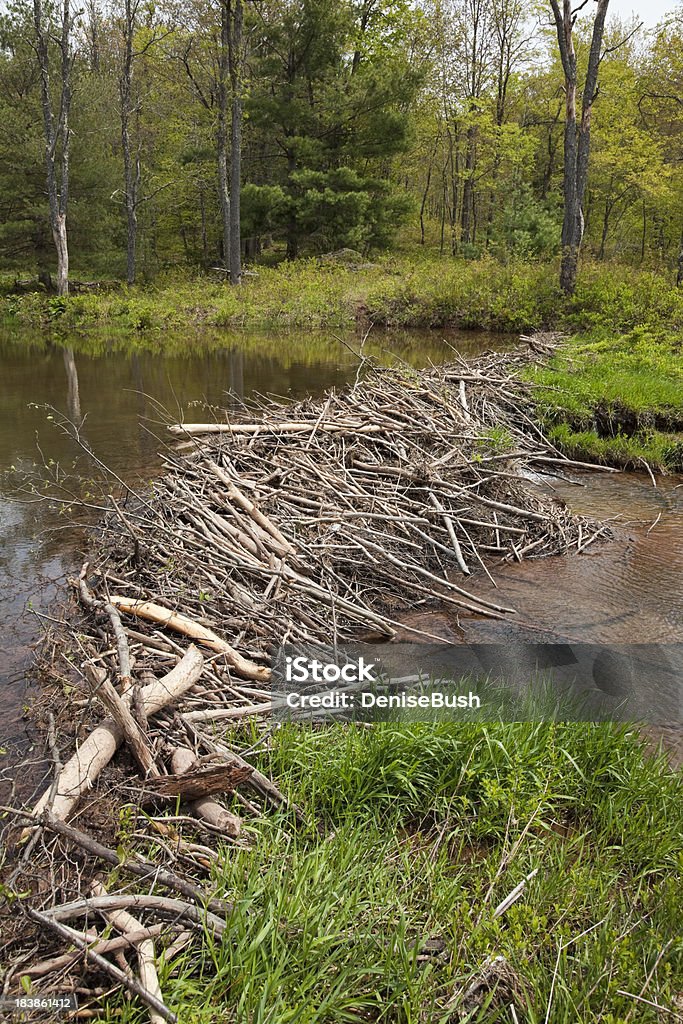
[1,348,610,1017]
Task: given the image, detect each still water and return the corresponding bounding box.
[0,325,512,755]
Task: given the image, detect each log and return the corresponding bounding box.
[170,747,242,837]
[30,646,204,822]
[168,421,383,436]
[84,664,159,778]
[92,881,166,1024]
[108,596,270,682]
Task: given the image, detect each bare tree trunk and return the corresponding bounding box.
[677,228,683,287]
[550,0,609,295]
[228,0,243,285]
[34,0,72,297]
[217,1,231,272]
[120,0,139,286]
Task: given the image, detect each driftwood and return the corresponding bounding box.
[31,645,204,821]
[108,596,270,682]
[43,894,228,938]
[14,925,166,979]
[25,909,177,1024]
[85,664,159,777]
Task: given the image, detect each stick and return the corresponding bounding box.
[14,925,166,979]
[92,881,166,1024]
[108,597,270,682]
[25,908,177,1024]
[43,894,227,938]
[85,664,159,778]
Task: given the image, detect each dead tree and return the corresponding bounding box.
[549,0,609,295]
[33,0,73,297]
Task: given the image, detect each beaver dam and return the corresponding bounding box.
[0,343,614,1019]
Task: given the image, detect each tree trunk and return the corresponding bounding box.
[228,0,243,285]
[120,0,138,285]
[217,1,231,272]
[34,0,72,297]
[677,228,683,287]
[550,0,609,295]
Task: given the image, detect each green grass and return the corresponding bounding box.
[527,327,683,471]
[3,255,683,335]
[101,722,682,1023]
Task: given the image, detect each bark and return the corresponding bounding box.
[550,0,610,295]
[228,0,243,284]
[120,0,140,285]
[34,0,72,296]
[217,1,231,271]
[30,645,204,822]
[677,228,683,287]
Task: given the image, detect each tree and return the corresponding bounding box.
[33,0,74,294]
[549,0,609,295]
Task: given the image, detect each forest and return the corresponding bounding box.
[1,0,682,294]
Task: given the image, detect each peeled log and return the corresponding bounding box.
[170,747,242,837]
[31,646,204,822]
[109,596,271,683]
[92,881,166,1024]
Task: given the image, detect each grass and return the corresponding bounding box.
[526,327,683,471]
[101,722,683,1023]
[2,254,682,336]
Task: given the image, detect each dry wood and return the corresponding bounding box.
[30,646,204,821]
[85,664,159,777]
[108,596,270,682]
[143,761,252,801]
[92,881,166,1024]
[25,908,177,1024]
[170,747,242,837]
[43,894,227,938]
[14,925,166,979]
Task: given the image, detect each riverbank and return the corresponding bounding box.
[3,255,682,335]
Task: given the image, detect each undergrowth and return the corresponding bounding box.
[104,722,682,1023]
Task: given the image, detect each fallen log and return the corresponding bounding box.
[108,597,270,682]
[30,645,204,822]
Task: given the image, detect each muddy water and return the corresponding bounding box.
[0,325,512,758]
[460,473,683,645]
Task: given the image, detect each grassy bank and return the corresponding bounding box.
[100,721,682,1023]
[3,255,683,335]
[527,328,683,472]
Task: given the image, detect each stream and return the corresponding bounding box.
[1,326,681,764]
